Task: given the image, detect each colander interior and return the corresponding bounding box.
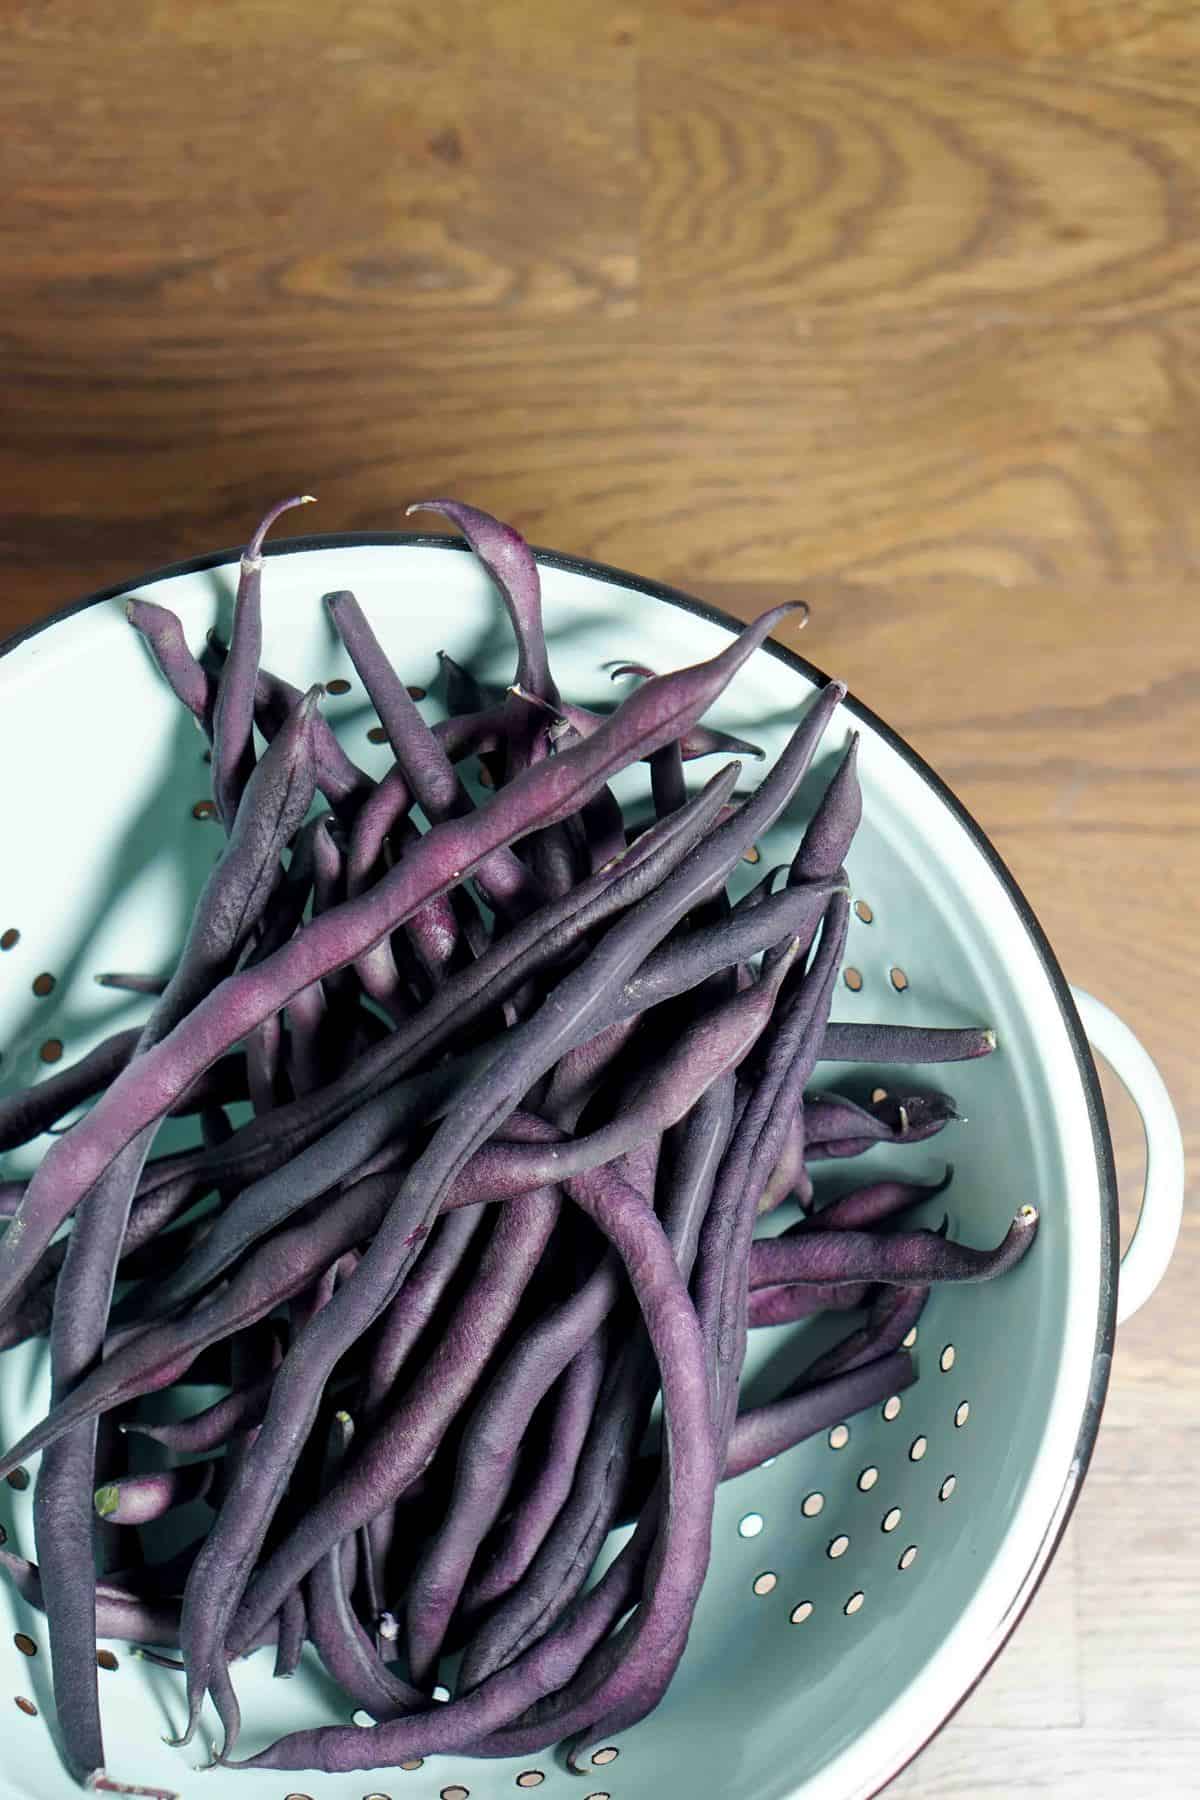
[0,543,1112,1800]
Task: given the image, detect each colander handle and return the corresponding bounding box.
[1071,987,1185,1326]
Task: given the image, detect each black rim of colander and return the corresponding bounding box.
[2,534,1120,1796]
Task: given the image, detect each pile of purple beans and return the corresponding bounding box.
[0,499,1036,1788]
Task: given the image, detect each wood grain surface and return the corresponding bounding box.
[2,2,1196,1794]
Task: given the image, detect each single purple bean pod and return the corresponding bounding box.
[94,1461,214,1527]
[211,496,315,827]
[0,1027,142,1151]
[327,587,541,922]
[409,501,559,706]
[361,1205,488,1426]
[747,1280,872,1328]
[758,1114,814,1215]
[745,1208,1038,1290]
[727,1350,914,1475]
[120,1363,278,1455]
[273,1587,306,1680]
[818,1021,997,1063]
[305,1412,424,1720]
[793,1282,932,1386]
[612,661,771,760]
[804,1090,961,1160]
[793,1167,953,1234]
[792,735,861,882]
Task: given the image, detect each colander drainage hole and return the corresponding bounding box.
[325,678,352,696]
[939,1475,958,1501]
[882,1395,902,1422]
[592,1748,620,1766]
[854,899,874,924]
[870,1086,888,1104]
[955,1402,970,1428]
[6,1467,29,1491]
[939,1344,956,1372]
[857,1466,879,1492]
[738,1512,765,1539]
[902,1326,918,1349]
[284,1793,315,1800]
[752,1572,777,1597]
[889,966,909,992]
[14,1697,36,1716]
[517,1773,546,1788]
[827,1534,850,1559]
[586,1793,613,1800]
[827,1425,849,1451]
[743,843,762,865]
[0,929,20,950]
[192,799,217,821]
[898,1546,919,1571]
[31,973,55,998]
[96,1650,118,1671]
[843,967,863,993]
[368,725,389,744]
[38,1040,63,1066]
[844,1592,865,1616]
[13,1635,35,1658]
[790,1601,814,1625]
[801,1492,824,1518]
[398,1760,424,1772]
[407,686,427,702]
[441,1787,470,1800]
[909,1436,928,1462]
[881,1507,902,1533]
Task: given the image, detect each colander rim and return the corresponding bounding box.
[1,533,1119,1798]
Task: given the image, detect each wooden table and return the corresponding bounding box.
[3,3,1196,1792]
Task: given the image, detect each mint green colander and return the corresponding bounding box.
[0,539,1183,1800]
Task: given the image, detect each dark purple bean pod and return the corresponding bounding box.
[745,1207,1038,1290]
[792,735,861,883]
[747,1280,872,1328]
[211,496,315,827]
[0,1027,142,1152]
[612,662,771,760]
[94,1461,214,1526]
[804,1090,961,1160]
[757,1114,814,1215]
[817,1021,998,1063]
[93,972,170,995]
[272,1587,307,1680]
[803,1092,897,1146]
[120,1362,278,1455]
[0,1551,190,1654]
[409,500,559,707]
[793,1282,932,1387]
[305,1413,425,1720]
[793,1167,953,1234]
[124,595,215,732]
[361,1205,489,1427]
[327,587,541,922]
[726,1350,914,1475]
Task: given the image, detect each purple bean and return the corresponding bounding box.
[409,500,559,706]
[794,1168,953,1233]
[94,1462,214,1527]
[211,496,315,826]
[305,1413,424,1719]
[792,735,861,882]
[273,1587,306,1681]
[818,1021,997,1063]
[804,1089,960,1160]
[747,1280,871,1328]
[120,1366,277,1455]
[0,1028,142,1152]
[362,1205,488,1427]
[745,1208,1038,1289]
[726,1351,914,1476]
[758,1114,813,1215]
[793,1283,932,1386]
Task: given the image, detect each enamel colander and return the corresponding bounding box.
[0,537,1183,1800]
